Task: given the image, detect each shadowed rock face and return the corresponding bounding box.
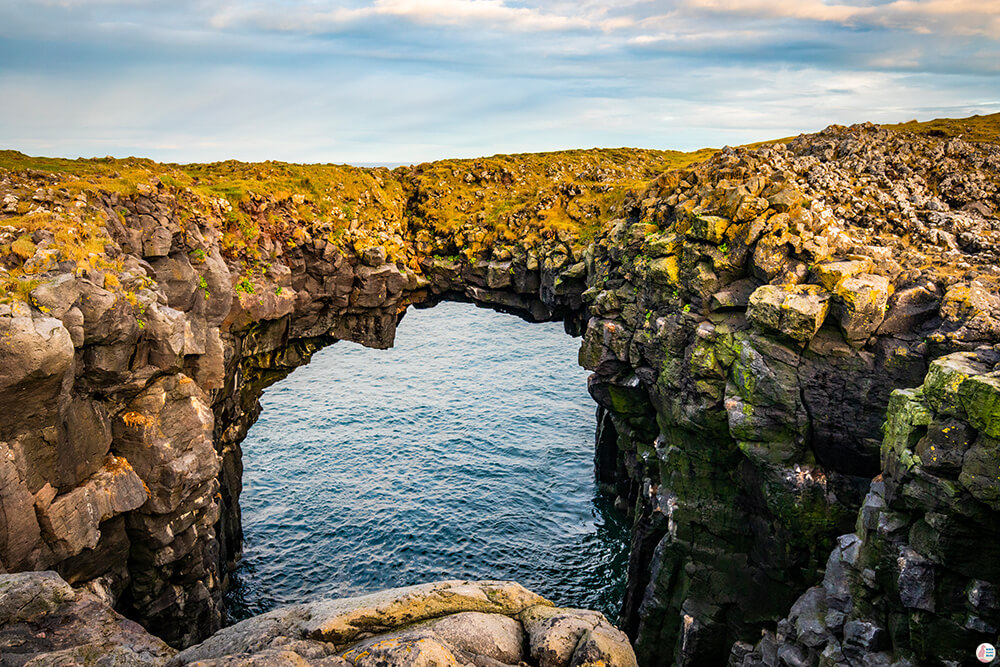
[578,125,1000,665]
[0,121,998,666]
[731,350,1000,666]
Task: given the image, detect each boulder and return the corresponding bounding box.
[812,259,873,291]
[832,273,891,346]
[747,284,830,342]
[425,611,525,664]
[519,605,635,667]
[304,580,548,644]
[0,571,175,666]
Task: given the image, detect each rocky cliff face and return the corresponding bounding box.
[731,350,1000,666]
[579,123,1000,665]
[0,118,998,666]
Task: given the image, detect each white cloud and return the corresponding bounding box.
[680,0,1000,38]
[211,0,600,33]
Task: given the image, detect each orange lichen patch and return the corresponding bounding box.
[102,454,135,476]
[121,411,154,429]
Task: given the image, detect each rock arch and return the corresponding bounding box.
[2,122,1000,665]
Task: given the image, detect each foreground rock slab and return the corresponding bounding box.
[0,571,176,667]
[0,574,637,667]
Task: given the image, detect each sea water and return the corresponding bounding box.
[227,300,630,623]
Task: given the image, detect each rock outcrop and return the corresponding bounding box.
[579,123,1000,665]
[0,117,999,666]
[0,573,637,667]
[0,570,176,666]
[730,350,1000,666]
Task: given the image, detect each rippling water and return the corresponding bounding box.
[226,301,630,623]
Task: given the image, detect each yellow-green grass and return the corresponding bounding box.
[882,113,1000,143]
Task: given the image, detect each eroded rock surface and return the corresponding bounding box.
[0,570,176,667]
[0,574,637,667]
[733,349,1000,666]
[580,123,1000,664]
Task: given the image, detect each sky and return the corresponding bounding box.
[1,0,998,165]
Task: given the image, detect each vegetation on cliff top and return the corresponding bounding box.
[0,145,715,300]
[1,112,998,303]
[882,112,1000,143]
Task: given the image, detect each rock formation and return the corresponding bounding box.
[0,115,998,665]
[0,574,637,666]
[580,122,1000,665]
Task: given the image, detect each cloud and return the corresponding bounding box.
[0,0,998,163]
[210,0,601,34]
[679,0,1000,37]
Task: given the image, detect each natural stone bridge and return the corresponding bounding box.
[1,121,999,665]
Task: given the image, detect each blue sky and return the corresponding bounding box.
[1,0,998,164]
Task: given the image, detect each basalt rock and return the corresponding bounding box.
[735,349,1000,666]
[580,124,1000,665]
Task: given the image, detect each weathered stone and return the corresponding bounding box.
[144,226,174,257]
[922,352,991,416]
[0,571,175,665]
[710,278,759,311]
[112,374,219,515]
[360,245,387,267]
[568,622,637,667]
[686,215,731,244]
[896,546,935,612]
[958,434,1000,509]
[305,580,548,644]
[37,456,147,561]
[747,284,830,342]
[788,587,829,647]
[0,307,74,442]
[842,620,885,659]
[914,419,973,475]
[832,273,891,345]
[876,286,939,335]
[485,261,513,289]
[520,605,610,667]
[58,398,113,488]
[0,442,42,570]
[28,274,82,319]
[958,371,1000,438]
[424,612,525,664]
[646,255,680,285]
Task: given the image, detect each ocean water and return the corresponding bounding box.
[226,300,630,623]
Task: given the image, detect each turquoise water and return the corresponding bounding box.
[226,301,630,622]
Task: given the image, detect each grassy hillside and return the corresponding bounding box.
[882,112,1000,143]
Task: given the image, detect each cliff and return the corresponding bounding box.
[0,113,998,666]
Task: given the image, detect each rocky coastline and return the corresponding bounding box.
[0,117,998,665]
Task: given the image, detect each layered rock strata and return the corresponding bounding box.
[0,120,998,666]
[0,574,637,667]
